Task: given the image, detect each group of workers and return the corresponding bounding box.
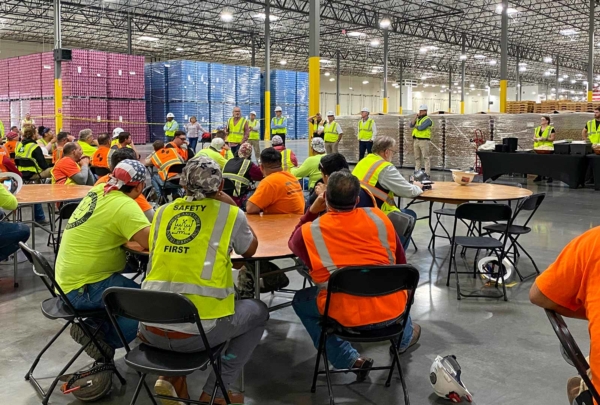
[40,107,428,403]
[7,101,600,405]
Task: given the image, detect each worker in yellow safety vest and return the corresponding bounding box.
[164,113,179,142]
[139,156,266,405]
[583,106,600,144]
[271,106,287,146]
[271,135,297,172]
[195,137,230,169]
[352,136,423,215]
[225,106,249,156]
[533,115,555,148]
[410,104,433,176]
[21,113,35,133]
[308,113,324,139]
[247,111,261,162]
[15,127,51,180]
[111,127,124,147]
[357,107,377,160]
[320,111,343,155]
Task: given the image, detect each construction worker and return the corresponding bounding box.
[321,111,343,154]
[91,133,113,169]
[111,127,124,147]
[164,112,179,142]
[247,111,261,162]
[533,115,556,183]
[77,129,98,157]
[308,113,324,139]
[213,129,235,161]
[5,128,19,156]
[271,106,287,145]
[51,142,95,185]
[357,108,377,160]
[225,106,249,155]
[410,104,433,176]
[37,126,56,156]
[223,142,263,208]
[583,106,600,143]
[196,137,229,169]
[352,136,422,214]
[166,130,189,161]
[271,135,297,172]
[289,171,420,382]
[15,127,51,181]
[145,140,185,201]
[21,113,35,132]
[140,156,265,405]
[292,137,326,190]
[53,132,74,164]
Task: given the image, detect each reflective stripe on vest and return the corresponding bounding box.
[308,208,395,289]
[534,125,554,148]
[358,118,374,141]
[323,121,339,143]
[412,116,433,139]
[352,153,399,214]
[228,117,247,143]
[223,159,251,196]
[151,149,184,181]
[272,117,287,135]
[588,120,600,144]
[248,119,260,140]
[281,149,293,172]
[143,200,237,318]
[15,142,42,172]
[165,121,177,137]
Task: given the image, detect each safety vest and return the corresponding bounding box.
[142,198,238,320]
[168,142,188,161]
[165,121,178,138]
[534,126,555,148]
[248,119,260,140]
[352,153,399,214]
[227,117,247,144]
[110,139,119,147]
[150,148,185,181]
[281,148,294,172]
[91,146,111,168]
[587,120,600,144]
[301,208,405,327]
[39,138,48,147]
[5,140,17,155]
[358,118,374,141]
[323,121,340,143]
[196,147,226,168]
[412,116,433,139]
[51,160,79,185]
[15,141,42,173]
[0,120,4,140]
[271,117,287,135]
[223,157,252,197]
[22,119,34,129]
[0,145,9,172]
